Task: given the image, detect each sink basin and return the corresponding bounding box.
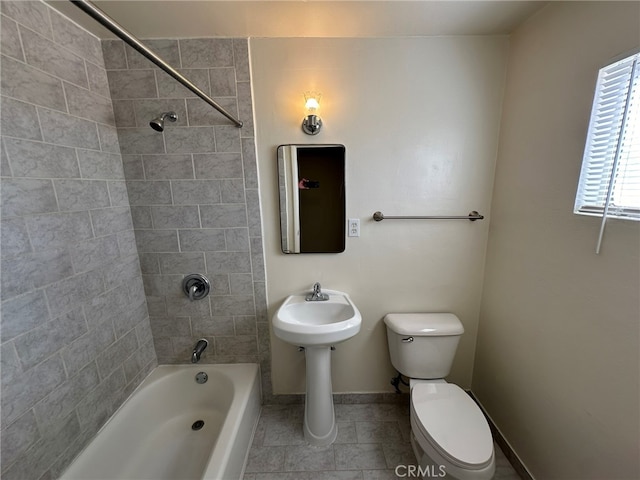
[273,290,362,346]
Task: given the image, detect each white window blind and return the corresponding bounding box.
[575,52,640,222]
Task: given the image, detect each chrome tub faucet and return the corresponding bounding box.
[191,339,208,363]
[305,282,329,302]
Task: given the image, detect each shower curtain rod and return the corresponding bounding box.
[70,0,243,128]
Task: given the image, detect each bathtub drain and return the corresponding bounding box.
[192,420,205,431]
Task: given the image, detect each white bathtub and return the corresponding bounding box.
[62,363,261,480]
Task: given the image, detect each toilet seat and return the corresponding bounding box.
[410,383,493,470]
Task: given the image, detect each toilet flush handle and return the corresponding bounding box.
[401,336,414,343]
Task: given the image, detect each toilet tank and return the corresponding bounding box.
[384,313,464,379]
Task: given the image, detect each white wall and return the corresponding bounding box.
[474,2,640,478]
[250,37,508,394]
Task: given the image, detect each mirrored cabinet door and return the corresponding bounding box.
[277,144,346,253]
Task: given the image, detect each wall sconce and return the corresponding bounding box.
[301,91,322,135]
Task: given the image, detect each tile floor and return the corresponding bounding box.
[243,403,522,480]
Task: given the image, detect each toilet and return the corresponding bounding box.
[384,313,495,480]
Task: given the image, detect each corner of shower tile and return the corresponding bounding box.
[49,8,103,66]
[1,0,54,40]
[101,39,127,70]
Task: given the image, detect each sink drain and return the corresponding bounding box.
[192,420,205,431]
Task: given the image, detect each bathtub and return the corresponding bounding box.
[62,363,261,480]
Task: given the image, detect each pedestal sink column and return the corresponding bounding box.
[303,346,337,446]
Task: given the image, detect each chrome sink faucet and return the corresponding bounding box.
[191,338,208,363]
[306,282,329,302]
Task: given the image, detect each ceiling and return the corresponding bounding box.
[47,1,547,39]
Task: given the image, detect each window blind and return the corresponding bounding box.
[575,52,640,222]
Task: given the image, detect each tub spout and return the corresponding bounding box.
[192,338,208,363]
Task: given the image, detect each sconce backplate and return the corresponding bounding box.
[302,115,323,135]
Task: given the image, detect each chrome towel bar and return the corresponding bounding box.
[372,211,484,222]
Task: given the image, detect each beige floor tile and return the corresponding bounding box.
[243,403,522,479]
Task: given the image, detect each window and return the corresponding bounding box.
[574,52,640,222]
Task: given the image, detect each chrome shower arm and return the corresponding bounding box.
[69,0,243,129]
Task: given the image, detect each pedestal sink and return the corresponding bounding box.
[272,289,362,446]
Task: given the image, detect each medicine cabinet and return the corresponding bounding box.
[277,144,346,254]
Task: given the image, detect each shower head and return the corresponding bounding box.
[149,111,177,132]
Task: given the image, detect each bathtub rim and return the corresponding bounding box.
[198,363,261,479]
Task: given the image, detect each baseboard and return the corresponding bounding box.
[265,392,410,405]
[468,391,535,480]
[333,392,410,404]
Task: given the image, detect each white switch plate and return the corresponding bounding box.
[348,218,360,237]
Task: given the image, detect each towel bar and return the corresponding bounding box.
[372,211,484,222]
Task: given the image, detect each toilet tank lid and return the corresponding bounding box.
[384,313,464,336]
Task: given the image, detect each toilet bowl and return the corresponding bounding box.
[384,313,495,480]
[410,380,494,479]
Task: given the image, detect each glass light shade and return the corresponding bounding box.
[302,92,323,135]
[305,97,320,111]
[304,92,321,113]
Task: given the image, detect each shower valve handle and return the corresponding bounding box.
[182,274,211,301]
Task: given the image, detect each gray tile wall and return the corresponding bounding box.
[0,2,157,478]
[101,38,270,395]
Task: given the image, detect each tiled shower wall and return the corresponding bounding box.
[101,38,270,393]
[0,1,157,479]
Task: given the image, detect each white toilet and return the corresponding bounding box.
[384,313,495,480]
